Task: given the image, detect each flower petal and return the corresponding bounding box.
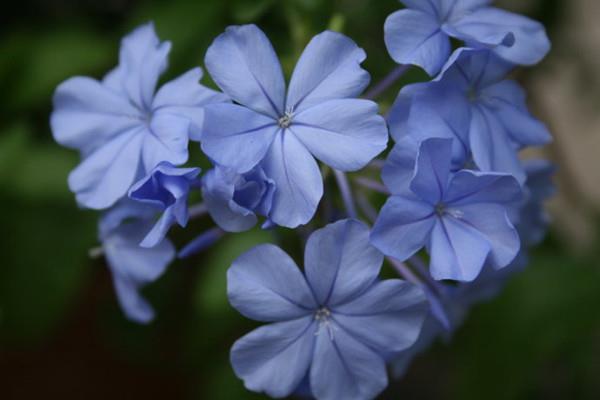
[332,280,428,354]
[483,80,552,146]
[291,99,388,171]
[458,203,520,268]
[449,7,550,66]
[231,317,315,398]
[310,323,388,400]
[406,88,472,167]
[287,31,369,111]
[143,113,190,173]
[201,103,279,173]
[371,196,436,261]
[445,169,522,206]
[152,67,230,141]
[68,127,144,209]
[305,219,383,306]
[117,22,171,110]
[205,24,285,118]
[410,138,453,204]
[261,131,323,228]
[429,217,491,281]
[227,244,317,322]
[51,77,141,155]
[469,106,526,184]
[384,9,451,76]
[103,220,175,323]
[381,136,420,195]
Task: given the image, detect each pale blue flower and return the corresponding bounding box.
[51,22,227,209]
[201,25,388,228]
[228,219,427,399]
[371,138,522,282]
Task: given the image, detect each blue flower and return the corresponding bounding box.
[128,161,201,248]
[201,25,388,228]
[51,22,228,210]
[99,200,175,324]
[388,49,552,184]
[228,219,427,399]
[202,165,275,232]
[384,0,551,76]
[371,138,522,282]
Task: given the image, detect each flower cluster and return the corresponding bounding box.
[51,1,555,398]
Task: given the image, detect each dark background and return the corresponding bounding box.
[1,0,599,399]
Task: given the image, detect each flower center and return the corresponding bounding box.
[278,110,294,128]
[314,307,336,340]
[435,203,464,219]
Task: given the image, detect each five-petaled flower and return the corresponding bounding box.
[228,219,427,400]
[371,138,522,282]
[51,22,227,210]
[201,24,388,228]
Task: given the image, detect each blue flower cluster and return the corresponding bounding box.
[51,1,555,398]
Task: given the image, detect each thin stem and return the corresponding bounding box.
[333,169,358,219]
[355,192,378,223]
[89,246,104,259]
[188,203,208,219]
[353,177,390,195]
[178,227,225,259]
[364,64,410,100]
[387,256,422,286]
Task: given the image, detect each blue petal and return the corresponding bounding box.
[445,170,522,206]
[371,195,436,261]
[152,67,230,141]
[405,88,472,167]
[458,203,520,269]
[143,113,190,172]
[387,82,432,140]
[103,220,175,323]
[51,77,141,155]
[231,317,315,398]
[384,9,451,76]
[429,217,491,281]
[287,31,369,112]
[436,48,513,89]
[449,7,550,66]
[227,244,317,322]
[304,219,383,306]
[381,136,420,195]
[410,138,454,204]
[117,22,171,110]
[201,103,279,173]
[202,167,258,232]
[98,198,157,239]
[469,106,526,184]
[482,80,552,146]
[205,24,285,118]
[310,323,388,400]
[261,132,323,228]
[68,127,145,209]
[291,99,388,171]
[332,280,428,354]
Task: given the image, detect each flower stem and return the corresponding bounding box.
[333,169,358,219]
[178,227,225,259]
[364,64,410,100]
[188,202,208,219]
[353,177,390,195]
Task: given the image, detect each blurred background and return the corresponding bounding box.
[1,0,599,399]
